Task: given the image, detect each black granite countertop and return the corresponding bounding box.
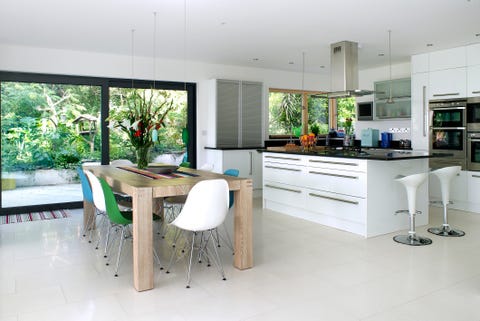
[258,147,451,161]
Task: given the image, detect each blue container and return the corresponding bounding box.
[381,132,392,148]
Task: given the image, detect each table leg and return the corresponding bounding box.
[233,179,253,269]
[83,200,95,230]
[132,187,154,291]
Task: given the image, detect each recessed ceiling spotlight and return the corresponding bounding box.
[220,22,227,26]
[252,58,259,61]
[427,43,434,47]
[320,65,325,68]
[378,53,385,57]
[289,61,294,65]
[476,33,480,37]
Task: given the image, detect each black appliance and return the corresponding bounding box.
[357,101,373,121]
[467,132,480,171]
[429,99,467,170]
[467,97,480,132]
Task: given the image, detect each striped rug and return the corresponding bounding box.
[0,209,70,224]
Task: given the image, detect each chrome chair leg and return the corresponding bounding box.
[186,232,196,288]
[114,226,126,277]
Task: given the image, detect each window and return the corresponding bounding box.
[268,89,329,137]
[268,89,357,137]
[268,89,328,137]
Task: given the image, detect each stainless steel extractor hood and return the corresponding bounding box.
[327,41,374,99]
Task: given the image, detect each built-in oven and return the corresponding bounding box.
[467,97,480,131]
[429,99,467,170]
[467,132,480,171]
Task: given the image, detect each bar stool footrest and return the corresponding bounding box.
[395,209,422,216]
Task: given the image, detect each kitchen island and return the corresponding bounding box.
[261,147,439,238]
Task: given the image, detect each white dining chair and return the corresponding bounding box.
[165,179,230,288]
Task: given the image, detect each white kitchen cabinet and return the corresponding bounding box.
[410,72,429,151]
[429,67,467,100]
[206,149,263,197]
[467,43,480,66]
[467,64,480,97]
[467,171,480,204]
[214,79,263,148]
[411,53,429,74]
[262,152,429,237]
[429,46,466,71]
[429,170,468,203]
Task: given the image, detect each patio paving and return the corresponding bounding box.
[2,183,82,208]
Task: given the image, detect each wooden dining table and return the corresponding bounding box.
[83,164,253,292]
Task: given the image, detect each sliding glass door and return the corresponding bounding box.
[0,72,196,215]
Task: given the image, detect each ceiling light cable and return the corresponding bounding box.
[153,12,157,89]
[131,28,135,90]
[387,29,394,104]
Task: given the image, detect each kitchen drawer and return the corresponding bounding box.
[263,153,305,166]
[305,167,367,198]
[306,189,365,223]
[263,162,306,186]
[263,181,306,206]
[306,156,366,172]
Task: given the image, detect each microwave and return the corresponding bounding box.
[357,101,373,120]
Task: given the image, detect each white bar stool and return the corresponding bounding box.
[394,172,432,246]
[428,166,465,237]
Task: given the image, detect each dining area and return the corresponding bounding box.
[82,163,253,292]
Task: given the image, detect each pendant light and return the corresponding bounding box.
[386,30,395,104]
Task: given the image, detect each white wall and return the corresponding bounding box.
[356,62,412,141]
[0,43,329,166]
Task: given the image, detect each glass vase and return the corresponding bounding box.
[136,145,150,169]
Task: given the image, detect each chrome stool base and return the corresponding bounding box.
[393,235,432,246]
[428,225,465,237]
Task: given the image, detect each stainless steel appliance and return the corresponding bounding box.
[357,101,373,120]
[467,97,480,131]
[467,132,480,171]
[429,99,467,170]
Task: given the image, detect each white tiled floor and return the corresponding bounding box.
[1,199,480,321]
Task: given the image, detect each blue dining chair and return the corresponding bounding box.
[77,166,95,239]
[215,168,239,253]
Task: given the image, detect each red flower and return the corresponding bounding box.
[134,129,142,137]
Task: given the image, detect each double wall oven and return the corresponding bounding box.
[429,99,467,170]
[467,97,480,171]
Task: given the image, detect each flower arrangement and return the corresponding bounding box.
[107,89,174,168]
[300,133,317,152]
[344,117,353,136]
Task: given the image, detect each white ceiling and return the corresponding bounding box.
[1,0,479,74]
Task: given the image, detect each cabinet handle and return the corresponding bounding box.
[265,156,301,161]
[309,171,358,180]
[473,91,480,94]
[433,93,460,97]
[422,85,427,137]
[308,159,358,166]
[265,184,302,193]
[309,192,359,205]
[472,175,480,179]
[249,151,253,175]
[265,165,301,172]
